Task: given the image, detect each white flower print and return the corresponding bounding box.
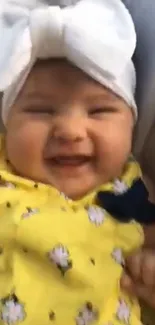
[1,295,26,324]
[21,207,39,219]
[130,219,136,224]
[112,248,125,266]
[6,182,16,189]
[76,302,98,325]
[116,299,130,323]
[48,244,72,275]
[60,192,71,201]
[113,180,128,195]
[87,206,105,226]
[0,179,15,189]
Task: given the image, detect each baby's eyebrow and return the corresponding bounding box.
[16,97,56,112]
[20,92,58,104]
[84,93,120,104]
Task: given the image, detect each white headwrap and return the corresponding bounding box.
[0,0,137,125]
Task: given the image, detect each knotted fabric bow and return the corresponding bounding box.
[0,0,137,124]
[97,159,155,225]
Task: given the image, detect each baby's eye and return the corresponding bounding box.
[23,107,56,115]
[89,106,117,116]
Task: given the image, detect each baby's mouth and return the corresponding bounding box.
[47,155,92,167]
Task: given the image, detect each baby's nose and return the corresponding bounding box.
[53,116,87,142]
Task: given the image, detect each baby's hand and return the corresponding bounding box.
[121,249,155,308]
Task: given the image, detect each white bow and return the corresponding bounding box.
[0,0,137,123]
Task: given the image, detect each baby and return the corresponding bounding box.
[0,0,155,324]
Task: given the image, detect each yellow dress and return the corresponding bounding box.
[0,137,144,325]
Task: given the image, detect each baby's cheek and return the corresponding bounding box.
[96,127,132,177]
[6,120,48,172]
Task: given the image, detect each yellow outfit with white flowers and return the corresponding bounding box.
[0,136,143,325]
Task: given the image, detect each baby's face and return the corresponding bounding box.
[6,59,134,199]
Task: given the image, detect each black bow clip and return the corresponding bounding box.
[97,179,155,224]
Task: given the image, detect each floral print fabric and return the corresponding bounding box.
[0,138,144,325]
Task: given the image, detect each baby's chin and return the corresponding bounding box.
[55,185,93,200]
[50,176,103,200]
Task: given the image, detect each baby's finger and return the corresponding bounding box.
[120,272,136,295]
[121,272,155,307]
[125,250,143,281]
[140,250,155,286]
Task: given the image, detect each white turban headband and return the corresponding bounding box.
[0,0,137,125]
